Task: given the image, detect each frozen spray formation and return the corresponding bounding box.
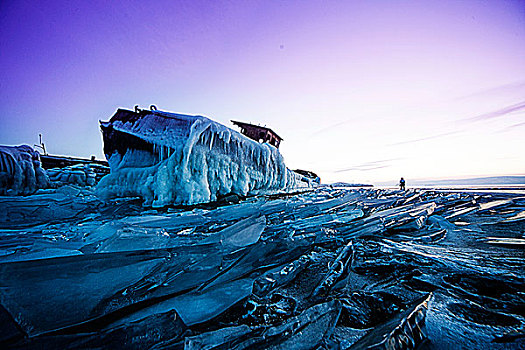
[0,145,49,195]
[0,145,107,194]
[98,108,312,206]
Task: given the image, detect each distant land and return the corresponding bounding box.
[375,175,525,187]
[327,182,374,188]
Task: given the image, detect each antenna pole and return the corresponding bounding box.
[34,133,47,155]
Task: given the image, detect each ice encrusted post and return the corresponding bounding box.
[97,108,313,206]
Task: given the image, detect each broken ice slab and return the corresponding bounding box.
[184,325,252,350]
[120,211,210,230]
[291,208,364,232]
[0,187,103,229]
[349,239,440,278]
[212,301,341,350]
[259,300,341,349]
[349,293,431,350]
[0,214,282,337]
[339,202,438,240]
[380,239,510,276]
[243,292,298,326]
[483,237,525,247]
[108,277,254,328]
[264,202,364,240]
[203,201,266,222]
[312,241,353,298]
[92,224,204,254]
[375,203,437,230]
[11,308,187,350]
[426,214,457,232]
[89,308,186,349]
[0,245,220,336]
[390,227,447,244]
[478,198,514,211]
[400,192,424,205]
[444,205,479,219]
[198,238,311,292]
[91,244,230,314]
[339,291,405,330]
[293,191,362,218]
[201,215,266,249]
[483,209,525,224]
[0,239,84,263]
[252,252,312,298]
[88,214,265,255]
[78,239,306,331]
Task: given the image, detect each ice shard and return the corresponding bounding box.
[349,293,432,349]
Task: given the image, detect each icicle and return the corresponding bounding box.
[206,133,215,151]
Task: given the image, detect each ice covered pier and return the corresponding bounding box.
[0,144,110,194]
[98,107,317,207]
[0,186,524,348]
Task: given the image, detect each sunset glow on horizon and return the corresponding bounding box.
[1,0,524,184]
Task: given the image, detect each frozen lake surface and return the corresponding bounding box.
[0,185,524,349]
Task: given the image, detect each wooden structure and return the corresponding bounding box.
[40,154,108,169]
[40,154,109,181]
[231,121,283,148]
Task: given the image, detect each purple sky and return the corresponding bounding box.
[1,0,524,184]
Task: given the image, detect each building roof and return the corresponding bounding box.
[231,120,283,141]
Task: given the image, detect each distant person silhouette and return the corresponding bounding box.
[399,177,406,191]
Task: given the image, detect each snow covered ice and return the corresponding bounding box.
[0,144,109,195]
[0,145,49,195]
[0,184,524,349]
[47,164,97,187]
[98,108,314,207]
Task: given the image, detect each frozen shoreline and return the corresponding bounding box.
[0,186,524,349]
